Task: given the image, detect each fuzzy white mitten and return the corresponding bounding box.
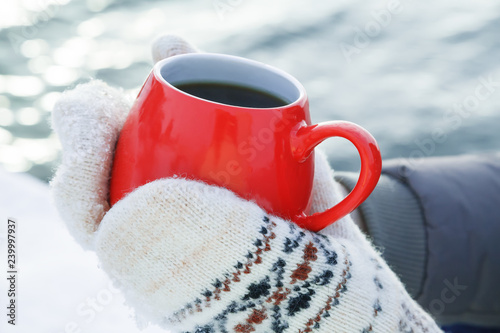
[51,35,442,333]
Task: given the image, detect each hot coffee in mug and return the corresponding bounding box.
[175,82,288,108]
[110,53,382,231]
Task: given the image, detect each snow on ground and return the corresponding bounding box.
[0,169,166,333]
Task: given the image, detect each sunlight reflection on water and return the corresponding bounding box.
[0,0,499,180]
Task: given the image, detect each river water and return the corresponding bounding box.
[1,0,499,181]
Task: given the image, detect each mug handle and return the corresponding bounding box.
[290,120,382,232]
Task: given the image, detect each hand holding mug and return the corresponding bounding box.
[51,35,441,332]
[110,53,382,231]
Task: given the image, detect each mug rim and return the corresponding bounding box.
[153,53,307,110]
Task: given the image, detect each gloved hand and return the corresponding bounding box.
[51,35,441,333]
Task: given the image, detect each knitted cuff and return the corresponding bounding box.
[334,172,427,298]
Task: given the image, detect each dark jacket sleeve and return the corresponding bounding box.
[335,153,500,327]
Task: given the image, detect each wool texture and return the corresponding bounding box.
[50,34,442,332]
[95,177,442,333]
[151,34,198,64]
[310,151,368,243]
[51,80,131,249]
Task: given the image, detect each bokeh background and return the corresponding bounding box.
[1,0,500,332]
[1,0,500,182]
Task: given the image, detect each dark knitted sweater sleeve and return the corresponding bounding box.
[335,153,500,327]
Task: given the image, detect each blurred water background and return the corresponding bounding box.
[1,0,500,182]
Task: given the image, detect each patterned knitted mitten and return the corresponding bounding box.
[51,35,442,333]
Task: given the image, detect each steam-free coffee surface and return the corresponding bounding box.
[175,82,288,108]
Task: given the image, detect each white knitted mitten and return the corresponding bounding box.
[51,35,442,333]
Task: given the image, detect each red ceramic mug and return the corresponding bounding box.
[110,53,382,232]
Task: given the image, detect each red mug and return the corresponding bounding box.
[109,53,382,232]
